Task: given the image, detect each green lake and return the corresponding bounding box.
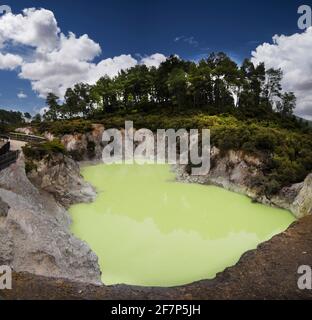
[69,164,295,287]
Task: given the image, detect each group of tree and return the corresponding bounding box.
[0,109,26,125]
[43,52,297,121]
[0,108,42,123]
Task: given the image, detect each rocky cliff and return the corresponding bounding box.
[0,154,101,284]
[52,125,312,218]
[27,154,96,208]
[175,147,312,219]
[44,124,105,161]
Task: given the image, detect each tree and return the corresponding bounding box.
[44,93,60,121]
[263,68,283,110]
[63,88,79,118]
[24,112,32,121]
[39,54,298,123]
[188,61,213,108]
[0,109,24,125]
[167,68,188,110]
[73,83,94,117]
[276,92,296,117]
[93,76,118,113]
[32,113,42,123]
[238,60,266,116]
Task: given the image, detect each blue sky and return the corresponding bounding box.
[0,0,311,116]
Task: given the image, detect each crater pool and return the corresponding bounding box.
[69,164,295,287]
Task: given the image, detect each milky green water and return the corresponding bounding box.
[69,164,295,287]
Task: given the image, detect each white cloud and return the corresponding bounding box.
[0,8,59,52]
[0,8,167,99]
[174,35,199,47]
[252,27,312,120]
[0,52,22,70]
[17,91,27,99]
[87,54,138,84]
[140,53,166,68]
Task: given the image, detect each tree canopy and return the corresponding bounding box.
[43,52,297,121]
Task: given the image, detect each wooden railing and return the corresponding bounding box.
[0,141,10,156]
[0,150,19,171]
[0,131,45,171]
[0,134,10,141]
[8,132,46,143]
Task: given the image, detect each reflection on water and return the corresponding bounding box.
[69,164,295,287]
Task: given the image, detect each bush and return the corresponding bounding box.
[25,160,38,174]
[23,139,66,161]
[27,111,312,196]
[36,119,93,136]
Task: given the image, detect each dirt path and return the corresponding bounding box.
[9,140,26,151]
[1,215,312,300]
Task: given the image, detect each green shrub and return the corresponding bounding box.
[25,161,38,174]
[36,119,93,136]
[23,139,66,161]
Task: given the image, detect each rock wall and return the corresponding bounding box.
[175,147,312,218]
[54,125,312,218]
[47,124,105,161]
[291,174,312,218]
[27,154,96,209]
[0,154,102,284]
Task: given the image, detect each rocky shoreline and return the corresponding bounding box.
[0,155,102,285]
[0,125,311,300]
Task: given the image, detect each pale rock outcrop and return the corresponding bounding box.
[61,124,105,160]
[27,154,96,209]
[174,147,263,197]
[175,147,312,218]
[292,174,312,218]
[0,155,101,284]
[15,127,35,135]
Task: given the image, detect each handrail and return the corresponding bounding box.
[8,132,46,143]
[0,134,10,141]
[0,141,10,156]
[0,150,19,171]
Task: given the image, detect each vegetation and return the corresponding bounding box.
[8,52,312,196]
[42,53,298,121]
[0,109,25,125]
[22,139,66,161]
[0,109,27,133]
[36,119,93,136]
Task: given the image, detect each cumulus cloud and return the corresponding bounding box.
[140,53,166,68]
[17,91,27,98]
[0,8,167,98]
[252,27,312,120]
[0,52,22,70]
[0,8,60,51]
